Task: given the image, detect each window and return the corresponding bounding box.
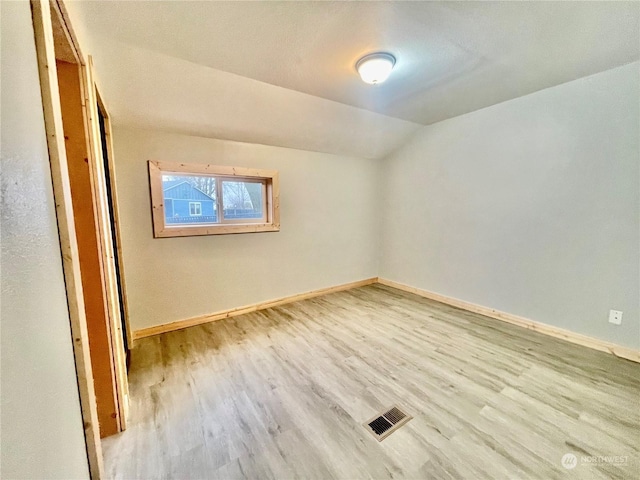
[149,161,279,237]
[189,202,202,216]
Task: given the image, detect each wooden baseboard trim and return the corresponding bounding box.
[377,278,640,364]
[133,277,378,340]
[133,276,639,364]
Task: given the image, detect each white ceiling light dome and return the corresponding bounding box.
[356,52,396,85]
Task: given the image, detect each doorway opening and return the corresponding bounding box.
[31,0,131,477]
[97,99,131,368]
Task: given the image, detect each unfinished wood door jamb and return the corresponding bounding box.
[30,0,103,477]
[95,90,134,349]
[80,57,130,430]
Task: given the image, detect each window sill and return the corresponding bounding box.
[154,223,280,238]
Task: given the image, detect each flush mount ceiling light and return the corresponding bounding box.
[356,52,396,85]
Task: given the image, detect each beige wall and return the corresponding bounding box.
[113,64,639,350]
[0,2,90,478]
[380,62,640,349]
[112,127,379,332]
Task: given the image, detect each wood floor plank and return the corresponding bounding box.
[103,284,640,479]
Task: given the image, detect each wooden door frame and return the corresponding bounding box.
[31,0,130,476]
[30,1,102,477]
[81,58,130,429]
[95,89,134,350]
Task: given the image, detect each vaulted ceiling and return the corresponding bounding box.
[66,1,639,159]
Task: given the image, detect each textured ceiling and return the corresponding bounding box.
[65,1,639,159]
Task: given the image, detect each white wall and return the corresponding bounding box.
[0,2,90,478]
[112,127,379,331]
[115,65,639,349]
[380,62,640,349]
[61,0,423,161]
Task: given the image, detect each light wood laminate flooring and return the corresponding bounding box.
[103,284,640,479]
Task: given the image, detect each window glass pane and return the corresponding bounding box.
[222,180,264,220]
[189,202,202,216]
[162,174,217,225]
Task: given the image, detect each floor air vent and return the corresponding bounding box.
[364,405,412,441]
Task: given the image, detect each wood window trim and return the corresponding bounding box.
[149,160,280,238]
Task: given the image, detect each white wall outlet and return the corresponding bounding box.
[608,310,623,325]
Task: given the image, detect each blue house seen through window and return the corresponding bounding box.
[162,176,264,225]
[163,179,217,224]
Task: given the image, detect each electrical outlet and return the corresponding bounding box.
[609,310,623,325]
